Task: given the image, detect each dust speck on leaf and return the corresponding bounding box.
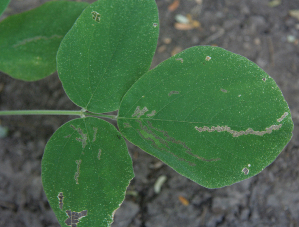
[168,91,180,96]
[205,56,211,61]
[175,58,183,63]
[58,192,64,210]
[262,78,266,82]
[65,210,87,227]
[64,135,71,139]
[220,88,227,93]
[91,11,101,22]
[242,168,249,175]
[153,23,158,27]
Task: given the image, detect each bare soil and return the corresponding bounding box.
[1,0,299,226]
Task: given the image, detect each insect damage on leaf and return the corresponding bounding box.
[74,160,82,184]
[175,58,183,63]
[132,106,149,118]
[146,110,156,117]
[97,149,102,160]
[194,124,282,137]
[58,192,64,210]
[65,210,88,227]
[92,127,98,142]
[136,120,220,165]
[205,56,211,61]
[242,167,249,175]
[123,122,132,128]
[153,23,158,27]
[220,88,228,93]
[12,35,63,48]
[91,11,100,22]
[168,91,180,96]
[277,112,288,122]
[70,125,87,148]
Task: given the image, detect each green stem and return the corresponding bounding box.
[0,110,117,120]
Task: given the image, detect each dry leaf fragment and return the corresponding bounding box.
[175,14,189,24]
[163,37,172,44]
[187,14,201,28]
[268,0,281,7]
[157,45,167,53]
[168,0,180,12]
[174,23,194,30]
[290,10,299,20]
[178,196,189,206]
[154,175,167,193]
[171,46,183,56]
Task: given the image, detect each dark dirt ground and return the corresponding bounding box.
[1,0,299,226]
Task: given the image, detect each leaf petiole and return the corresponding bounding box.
[0,110,117,120]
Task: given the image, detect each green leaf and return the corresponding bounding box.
[57,0,159,113]
[42,117,134,227]
[0,0,10,17]
[118,46,293,189]
[0,1,89,81]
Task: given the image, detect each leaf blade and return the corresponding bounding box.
[0,1,88,81]
[57,0,159,113]
[118,46,293,189]
[42,117,134,227]
[0,0,10,17]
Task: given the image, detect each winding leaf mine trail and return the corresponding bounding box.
[194,124,282,137]
[194,112,288,137]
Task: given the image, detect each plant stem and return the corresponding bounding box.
[0,110,117,120]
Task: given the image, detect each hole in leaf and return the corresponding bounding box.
[242,168,249,175]
[65,210,88,226]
